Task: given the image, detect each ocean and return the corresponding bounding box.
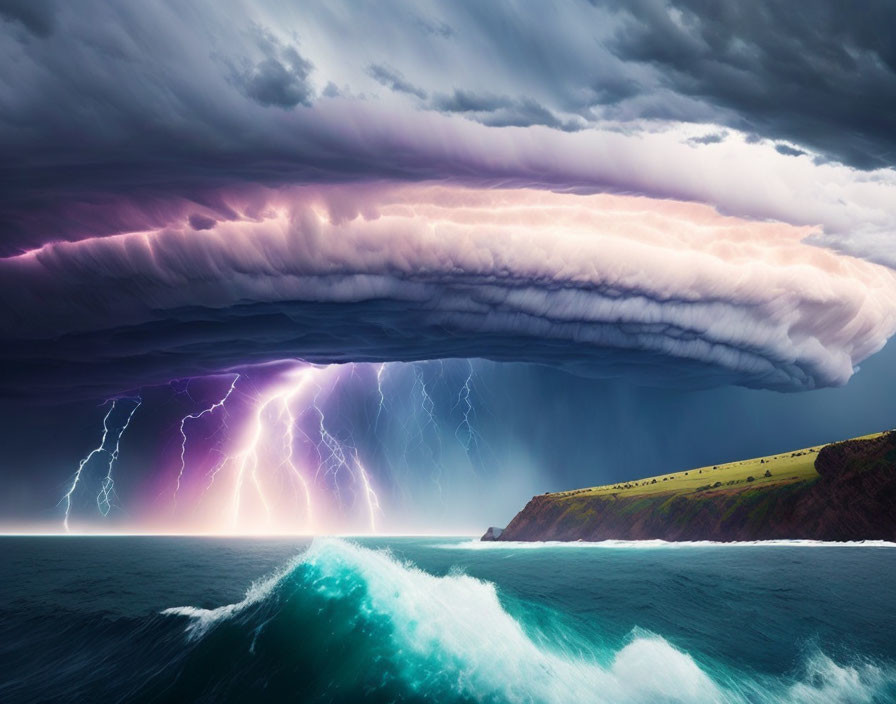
[2,536,895,703]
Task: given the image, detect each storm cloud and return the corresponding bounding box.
[2,185,894,398]
[367,64,427,99]
[3,0,896,401]
[601,0,896,170]
[1,1,895,260]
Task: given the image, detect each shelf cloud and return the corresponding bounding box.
[3,0,896,398]
[2,185,894,397]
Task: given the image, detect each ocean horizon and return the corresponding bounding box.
[3,535,895,703]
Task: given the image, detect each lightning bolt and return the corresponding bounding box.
[354,452,381,532]
[62,362,392,534]
[412,363,444,496]
[221,365,318,529]
[413,365,437,428]
[61,402,116,531]
[455,359,479,453]
[230,397,270,527]
[173,374,239,502]
[279,389,314,526]
[374,362,388,432]
[311,377,354,509]
[96,397,142,517]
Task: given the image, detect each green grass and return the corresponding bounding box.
[552,431,890,500]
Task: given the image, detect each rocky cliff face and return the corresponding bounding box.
[498,432,896,542]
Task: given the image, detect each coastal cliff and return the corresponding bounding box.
[497,431,896,542]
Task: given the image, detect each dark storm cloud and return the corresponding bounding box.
[600,0,896,170]
[240,55,312,108]
[0,0,56,37]
[0,299,789,399]
[432,90,511,114]
[188,213,217,231]
[2,0,896,258]
[367,64,427,99]
[1,184,893,399]
[432,90,581,131]
[229,27,314,108]
[775,144,807,158]
[409,0,896,168]
[0,3,323,253]
[3,0,896,401]
[687,131,727,146]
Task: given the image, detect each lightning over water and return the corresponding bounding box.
[8,4,896,703]
[96,397,142,517]
[61,402,116,532]
[455,360,480,459]
[174,374,240,502]
[374,363,387,433]
[54,360,495,534]
[167,363,382,533]
[61,398,142,531]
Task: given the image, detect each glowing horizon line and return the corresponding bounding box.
[0,530,480,538]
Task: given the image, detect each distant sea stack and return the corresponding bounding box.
[480,527,504,541]
[494,431,896,543]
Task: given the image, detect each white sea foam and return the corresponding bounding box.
[161,553,304,639]
[300,538,722,703]
[163,537,896,703]
[786,651,893,704]
[437,538,896,550]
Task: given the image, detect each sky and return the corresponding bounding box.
[2,0,896,534]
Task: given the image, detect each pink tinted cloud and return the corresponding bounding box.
[2,184,895,393]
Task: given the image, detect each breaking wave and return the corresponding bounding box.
[157,538,896,703]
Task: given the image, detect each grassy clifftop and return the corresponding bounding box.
[495,430,896,542]
[554,432,887,501]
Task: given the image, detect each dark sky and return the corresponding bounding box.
[2,346,895,531]
[2,0,896,531]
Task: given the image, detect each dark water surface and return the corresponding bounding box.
[2,536,895,702]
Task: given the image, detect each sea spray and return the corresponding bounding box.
[437,539,896,550]
[4,536,896,703]
[160,539,724,701]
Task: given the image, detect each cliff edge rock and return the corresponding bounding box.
[496,432,896,542]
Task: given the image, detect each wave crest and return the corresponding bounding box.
[162,538,895,703]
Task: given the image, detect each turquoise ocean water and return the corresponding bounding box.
[2,536,896,702]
